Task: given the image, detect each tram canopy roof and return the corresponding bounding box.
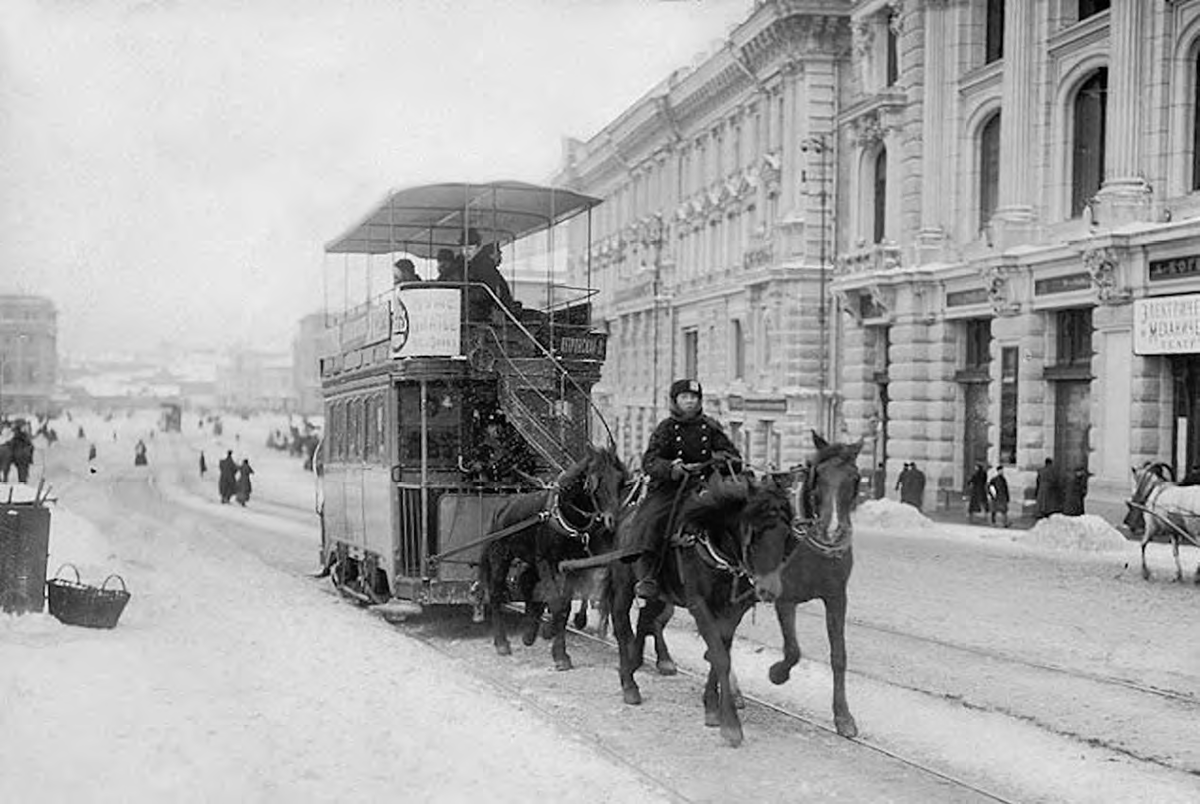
[324,181,602,257]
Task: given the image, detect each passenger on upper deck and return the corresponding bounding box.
[458,228,516,321]
[434,248,460,282]
[392,258,421,285]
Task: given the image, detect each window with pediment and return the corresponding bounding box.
[979,113,1001,230]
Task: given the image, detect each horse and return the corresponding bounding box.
[750,431,864,738]
[603,466,795,747]
[1124,462,1200,584]
[478,444,629,670]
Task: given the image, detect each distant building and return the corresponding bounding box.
[292,313,326,416]
[217,349,297,413]
[0,294,58,416]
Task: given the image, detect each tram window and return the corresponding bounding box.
[397,382,462,467]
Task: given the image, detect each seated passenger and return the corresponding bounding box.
[434,248,462,282]
[392,258,421,285]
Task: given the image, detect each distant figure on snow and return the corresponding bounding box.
[988,465,1011,528]
[134,439,148,466]
[87,443,97,463]
[235,459,254,506]
[199,451,208,479]
[1035,457,1064,519]
[966,463,989,523]
[218,450,237,504]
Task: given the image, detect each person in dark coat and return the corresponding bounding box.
[905,462,927,510]
[988,465,1011,527]
[625,379,742,600]
[456,229,516,321]
[895,462,911,500]
[134,439,148,466]
[1063,467,1091,516]
[199,451,207,479]
[235,459,254,506]
[1035,457,1064,518]
[392,258,421,285]
[966,463,989,523]
[9,421,35,483]
[218,450,237,504]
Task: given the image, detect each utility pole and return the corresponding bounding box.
[647,214,665,423]
[801,134,831,436]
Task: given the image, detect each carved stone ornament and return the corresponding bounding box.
[1082,246,1131,304]
[887,2,905,36]
[865,283,894,319]
[853,113,885,149]
[760,152,782,198]
[979,264,1020,317]
[851,20,875,61]
[834,290,862,325]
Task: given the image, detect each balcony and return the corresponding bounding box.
[837,242,902,276]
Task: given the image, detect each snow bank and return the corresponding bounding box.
[854,498,933,531]
[1016,513,1131,553]
[45,506,121,579]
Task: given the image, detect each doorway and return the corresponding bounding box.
[1053,380,1091,472]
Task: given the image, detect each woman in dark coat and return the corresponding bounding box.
[235,459,254,506]
[966,463,989,523]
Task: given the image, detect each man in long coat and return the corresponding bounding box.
[1035,457,1064,518]
[218,450,237,504]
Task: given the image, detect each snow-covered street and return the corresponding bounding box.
[2,412,1199,803]
[0,414,669,803]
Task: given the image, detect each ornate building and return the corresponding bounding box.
[830,0,1200,520]
[0,294,58,417]
[556,1,852,470]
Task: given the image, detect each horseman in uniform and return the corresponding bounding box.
[625,379,742,600]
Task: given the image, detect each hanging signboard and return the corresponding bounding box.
[1133,293,1200,355]
[391,287,462,358]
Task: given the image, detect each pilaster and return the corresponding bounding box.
[993,0,1037,244]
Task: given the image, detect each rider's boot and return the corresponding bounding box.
[632,552,659,600]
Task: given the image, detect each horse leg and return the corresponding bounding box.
[694,604,742,747]
[1140,533,1152,581]
[523,600,544,646]
[609,567,642,705]
[483,547,513,656]
[769,601,801,685]
[648,601,677,676]
[548,594,573,671]
[825,593,858,738]
[1172,537,1184,583]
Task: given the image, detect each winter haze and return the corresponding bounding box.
[0,0,748,358]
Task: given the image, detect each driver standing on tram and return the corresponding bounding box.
[623,379,742,600]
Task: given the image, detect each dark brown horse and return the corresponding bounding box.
[478,445,629,670]
[604,468,795,746]
[752,432,863,737]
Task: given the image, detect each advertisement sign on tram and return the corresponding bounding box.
[391,287,462,358]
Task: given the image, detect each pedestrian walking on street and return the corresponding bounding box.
[199,451,208,479]
[967,463,989,523]
[87,442,97,463]
[218,450,237,504]
[235,458,254,507]
[988,465,1011,527]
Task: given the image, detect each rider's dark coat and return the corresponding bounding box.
[629,402,741,554]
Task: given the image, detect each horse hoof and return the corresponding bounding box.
[704,710,721,728]
[495,642,512,656]
[720,725,744,747]
[554,657,573,672]
[656,659,677,676]
[540,621,554,640]
[623,688,643,706]
[835,716,858,738]
[573,611,588,630]
[768,664,791,685]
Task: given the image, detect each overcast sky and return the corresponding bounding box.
[0,0,749,359]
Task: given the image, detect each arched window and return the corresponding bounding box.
[979,113,1001,229]
[873,148,888,244]
[1072,69,1107,218]
[1193,48,1200,191]
[1078,0,1109,22]
[985,0,1004,64]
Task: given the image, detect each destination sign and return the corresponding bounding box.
[392,287,462,358]
[554,331,607,360]
[1134,293,1200,354]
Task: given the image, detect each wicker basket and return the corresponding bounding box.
[46,563,131,629]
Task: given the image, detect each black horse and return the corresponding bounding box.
[604,467,796,746]
[752,432,864,738]
[478,445,629,670]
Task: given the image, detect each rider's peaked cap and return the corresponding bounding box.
[669,379,702,401]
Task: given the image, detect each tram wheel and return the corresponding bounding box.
[364,568,391,606]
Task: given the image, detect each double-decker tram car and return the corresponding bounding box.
[317,181,610,606]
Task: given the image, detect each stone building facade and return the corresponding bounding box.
[830,0,1200,521]
[556,1,852,470]
[0,294,58,417]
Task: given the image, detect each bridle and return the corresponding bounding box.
[791,452,859,560]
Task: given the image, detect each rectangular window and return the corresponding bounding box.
[683,329,699,380]
[1056,308,1093,367]
[985,0,1004,64]
[1078,0,1109,21]
[732,320,745,380]
[885,15,899,86]
[965,319,992,370]
[999,347,1019,465]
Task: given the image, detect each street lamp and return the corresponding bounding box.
[800,134,832,435]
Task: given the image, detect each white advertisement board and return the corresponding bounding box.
[1133,293,1200,355]
[391,287,462,358]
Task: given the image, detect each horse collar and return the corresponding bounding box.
[548,487,593,544]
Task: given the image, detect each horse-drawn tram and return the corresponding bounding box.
[315,181,610,607]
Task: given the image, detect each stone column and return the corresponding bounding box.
[994,0,1036,244]
[1096,0,1152,226]
[918,1,948,258]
